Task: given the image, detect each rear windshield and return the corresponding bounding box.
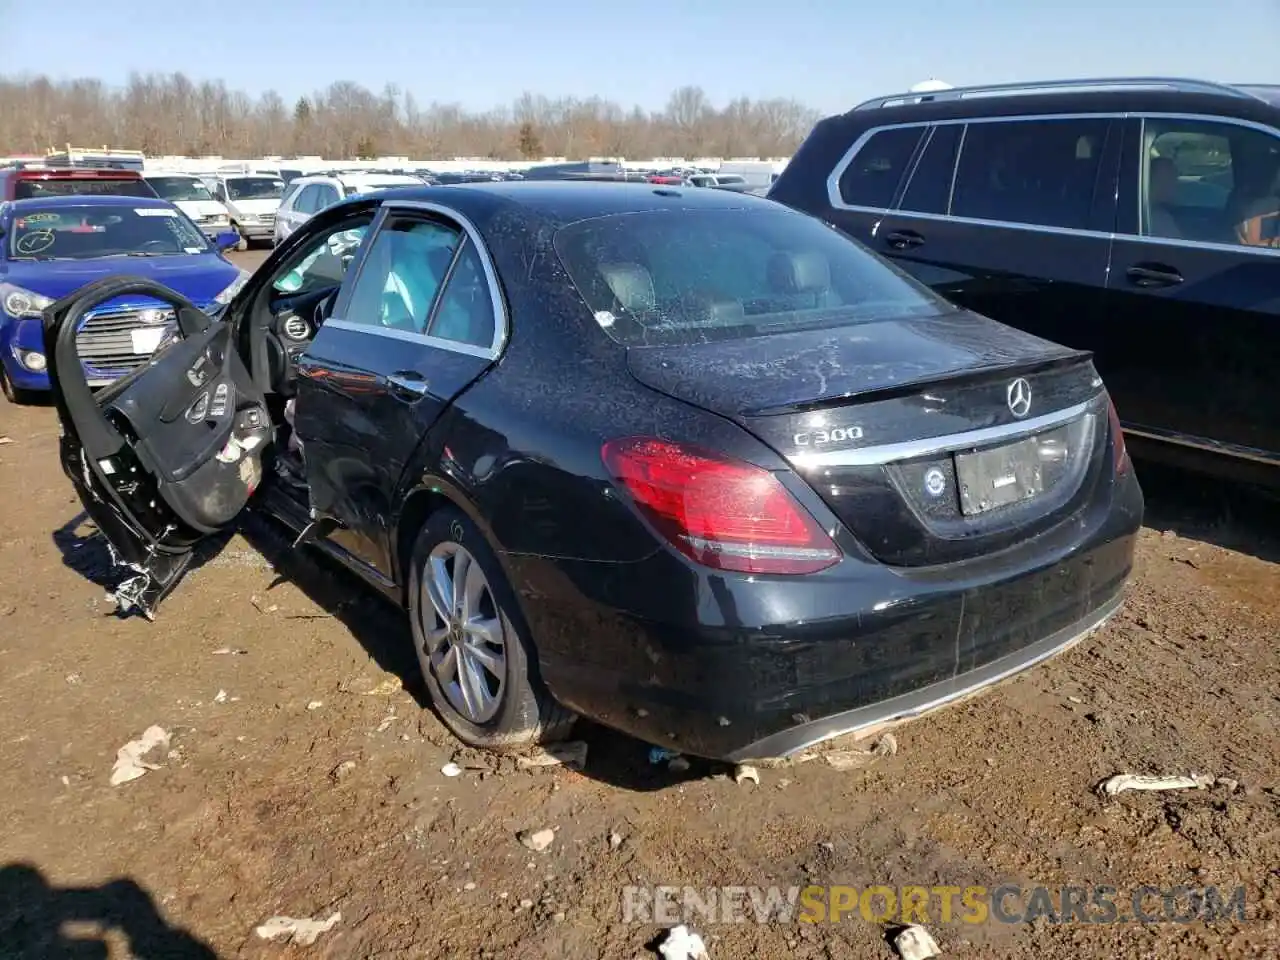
[147,177,214,202]
[8,204,208,260]
[14,177,153,200]
[553,207,947,346]
[226,177,284,200]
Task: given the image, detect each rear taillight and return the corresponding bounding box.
[1107,398,1130,475]
[602,437,840,575]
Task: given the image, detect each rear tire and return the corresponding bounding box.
[407,508,575,752]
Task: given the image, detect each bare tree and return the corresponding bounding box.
[0,74,819,160]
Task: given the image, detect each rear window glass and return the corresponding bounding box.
[554,207,946,347]
[14,178,153,200]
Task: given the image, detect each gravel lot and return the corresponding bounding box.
[1,248,1277,958]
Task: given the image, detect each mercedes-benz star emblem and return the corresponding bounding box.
[1006,378,1032,418]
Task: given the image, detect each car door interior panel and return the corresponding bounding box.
[99,322,272,533]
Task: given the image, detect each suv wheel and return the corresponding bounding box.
[407,508,575,751]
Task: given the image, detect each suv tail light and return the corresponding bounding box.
[1107,397,1130,475]
[602,437,841,575]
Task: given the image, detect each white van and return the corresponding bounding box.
[143,173,232,239]
[209,174,287,249]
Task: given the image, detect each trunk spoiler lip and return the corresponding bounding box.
[738,348,1095,419]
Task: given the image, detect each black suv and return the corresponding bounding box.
[770,77,1280,487]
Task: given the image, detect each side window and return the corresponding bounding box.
[271,220,371,295]
[213,182,227,203]
[293,185,319,215]
[837,126,924,209]
[898,124,962,215]
[1142,118,1280,248]
[316,184,340,210]
[951,118,1110,230]
[343,217,461,333]
[427,239,498,348]
[279,181,303,210]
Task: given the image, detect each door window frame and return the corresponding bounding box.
[828,113,1123,238]
[1119,113,1280,259]
[325,199,509,361]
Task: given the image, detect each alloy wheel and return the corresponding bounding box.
[418,541,506,723]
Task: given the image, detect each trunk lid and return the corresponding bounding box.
[626,312,1109,567]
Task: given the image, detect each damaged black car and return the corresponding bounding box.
[43,182,1144,762]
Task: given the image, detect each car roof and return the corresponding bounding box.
[371,180,776,228]
[9,194,172,210]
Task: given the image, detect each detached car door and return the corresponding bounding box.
[294,200,506,579]
[44,277,271,618]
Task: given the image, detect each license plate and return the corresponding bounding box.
[955,436,1045,516]
[130,327,166,355]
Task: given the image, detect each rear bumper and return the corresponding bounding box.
[509,469,1142,761]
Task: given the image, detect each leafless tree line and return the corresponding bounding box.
[0,73,821,160]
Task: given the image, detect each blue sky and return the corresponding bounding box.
[4,0,1274,115]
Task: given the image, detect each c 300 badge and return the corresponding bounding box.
[793,425,864,447]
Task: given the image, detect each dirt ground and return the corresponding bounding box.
[2,255,1279,959]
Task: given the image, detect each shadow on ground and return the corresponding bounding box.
[0,863,216,959]
[1134,459,1280,564]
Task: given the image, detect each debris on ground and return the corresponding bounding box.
[516,741,589,771]
[375,712,397,733]
[733,764,760,785]
[825,749,877,771]
[649,746,680,764]
[440,762,463,777]
[608,831,624,850]
[211,647,248,655]
[872,732,899,756]
[668,755,691,773]
[307,700,323,711]
[213,689,228,704]
[109,726,171,786]
[517,827,556,852]
[329,760,357,783]
[0,437,13,445]
[657,924,711,960]
[1097,772,1216,797]
[362,677,402,696]
[254,910,342,945]
[893,923,941,959]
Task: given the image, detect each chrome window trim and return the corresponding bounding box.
[826,110,1280,257]
[325,198,510,361]
[788,398,1096,470]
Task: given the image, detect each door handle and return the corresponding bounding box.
[386,371,429,397]
[1126,264,1184,288]
[884,230,924,250]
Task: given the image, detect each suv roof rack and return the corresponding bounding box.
[853,77,1263,111]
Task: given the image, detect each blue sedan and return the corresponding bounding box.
[0,195,246,402]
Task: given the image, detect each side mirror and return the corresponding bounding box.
[214,230,240,251]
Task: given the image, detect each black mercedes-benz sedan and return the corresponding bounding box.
[43,182,1143,762]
